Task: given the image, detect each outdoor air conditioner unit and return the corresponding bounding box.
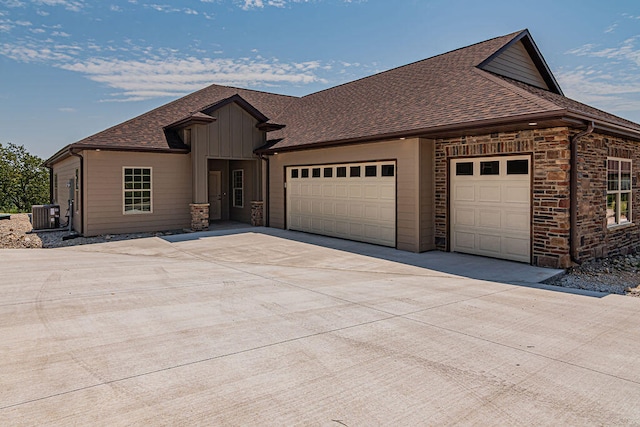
[31,204,60,230]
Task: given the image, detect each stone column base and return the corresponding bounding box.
[190,203,210,231]
[251,201,264,226]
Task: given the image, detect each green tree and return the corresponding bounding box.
[0,143,49,212]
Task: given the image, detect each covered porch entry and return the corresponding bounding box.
[207,159,262,224]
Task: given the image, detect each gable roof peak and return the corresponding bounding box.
[478,29,563,95]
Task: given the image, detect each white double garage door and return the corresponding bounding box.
[286,156,531,262]
[451,155,531,263]
[286,161,396,247]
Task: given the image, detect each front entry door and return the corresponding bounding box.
[208,171,222,220]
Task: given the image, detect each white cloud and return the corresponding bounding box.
[51,31,71,37]
[0,18,31,32]
[241,0,263,9]
[58,107,76,112]
[604,23,617,34]
[561,37,640,118]
[0,0,25,7]
[566,37,640,66]
[57,55,327,101]
[32,0,85,12]
[0,42,76,61]
[110,4,122,11]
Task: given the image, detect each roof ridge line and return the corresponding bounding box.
[300,30,525,100]
[473,68,562,112]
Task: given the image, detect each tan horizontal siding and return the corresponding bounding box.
[84,150,192,236]
[51,156,81,233]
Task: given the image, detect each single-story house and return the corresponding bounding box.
[45,29,640,268]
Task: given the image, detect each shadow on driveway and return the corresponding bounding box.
[160,226,601,298]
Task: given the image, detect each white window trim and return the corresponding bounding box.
[123,166,153,215]
[232,169,244,208]
[606,157,632,228]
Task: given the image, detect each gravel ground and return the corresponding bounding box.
[2,213,639,296]
[0,213,180,249]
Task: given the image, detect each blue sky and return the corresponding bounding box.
[1,0,639,159]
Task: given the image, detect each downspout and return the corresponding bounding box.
[69,149,84,236]
[570,121,595,264]
[258,153,270,227]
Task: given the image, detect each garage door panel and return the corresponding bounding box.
[322,184,335,197]
[364,185,378,199]
[349,204,363,218]
[311,217,323,232]
[379,206,395,221]
[287,161,396,247]
[364,205,379,220]
[478,209,502,228]
[349,184,362,198]
[323,220,335,233]
[454,185,475,202]
[300,199,311,214]
[478,185,502,202]
[504,185,529,203]
[336,221,349,235]
[379,184,395,199]
[452,156,530,263]
[349,222,363,237]
[322,202,334,215]
[335,202,348,216]
[454,231,475,250]
[454,208,475,227]
[478,233,502,254]
[335,185,348,198]
[504,237,529,257]
[504,211,529,230]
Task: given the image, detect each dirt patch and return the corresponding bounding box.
[0,213,43,248]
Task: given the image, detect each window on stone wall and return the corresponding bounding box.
[232,169,244,208]
[606,158,632,227]
[123,167,152,214]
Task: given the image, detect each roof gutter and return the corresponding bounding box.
[569,121,595,265]
[45,144,190,166]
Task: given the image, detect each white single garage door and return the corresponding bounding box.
[286,161,396,247]
[451,155,531,263]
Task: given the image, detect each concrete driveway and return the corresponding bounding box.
[2,228,640,425]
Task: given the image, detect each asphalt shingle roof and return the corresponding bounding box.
[49,29,640,163]
[69,86,296,150]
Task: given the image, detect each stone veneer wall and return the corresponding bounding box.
[190,203,210,231]
[574,132,640,260]
[434,127,572,268]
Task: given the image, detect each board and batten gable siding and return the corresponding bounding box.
[83,150,192,236]
[191,102,265,204]
[51,155,81,234]
[268,138,434,252]
[481,40,549,90]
